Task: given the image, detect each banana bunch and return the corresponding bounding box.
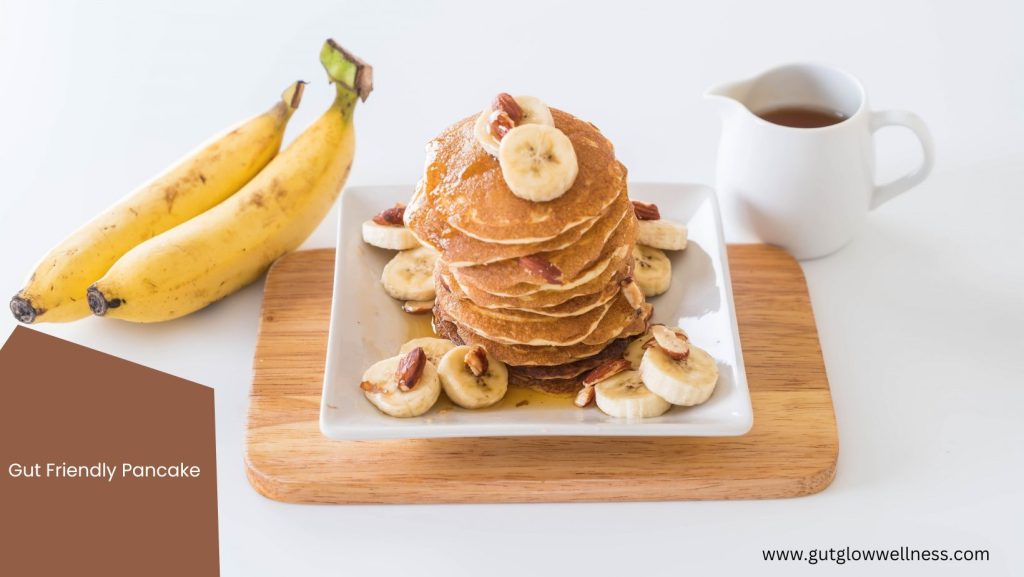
[10,40,372,324]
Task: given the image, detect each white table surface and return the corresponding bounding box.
[1,1,1021,575]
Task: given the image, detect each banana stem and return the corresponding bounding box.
[320,39,373,104]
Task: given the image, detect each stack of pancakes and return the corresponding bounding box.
[406,108,650,394]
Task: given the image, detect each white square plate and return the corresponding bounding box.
[320,183,752,439]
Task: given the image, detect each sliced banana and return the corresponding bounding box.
[436,345,508,409]
[400,337,455,367]
[360,354,441,418]
[637,219,688,251]
[473,95,554,157]
[594,369,671,418]
[513,95,555,126]
[624,331,655,369]
[362,220,420,250]
[498,124,578,202]
[632,245,671,297]
[639,342,719,406]
[381,245,437,301]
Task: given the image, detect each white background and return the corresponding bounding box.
[1,0,1022,575]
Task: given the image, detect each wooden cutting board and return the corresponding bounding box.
[245,245,837,503]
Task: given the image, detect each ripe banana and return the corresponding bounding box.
[9,81,305,324]
[87,40,372,322]
[632,245,672,297]
[381,246,437,301]
[594,369,671,418]
[436,345,508,409]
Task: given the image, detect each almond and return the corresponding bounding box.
[464,345,489,377]
[519,255,563,285]
[651,325,690,360]
[574,385,596,408]
[581,358,631,387]
[620,277,645,309]
[372,204,406,226]
[492,92,524,123]
[395,347,427,391]
[631,200,661,221]
[402,300,434,315]
[489,110,515,141]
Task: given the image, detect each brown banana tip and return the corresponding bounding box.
[291,81,306,109]
[9,295,37,324]
[86,286,123,316]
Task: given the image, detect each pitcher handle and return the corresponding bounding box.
[870,110,935,210]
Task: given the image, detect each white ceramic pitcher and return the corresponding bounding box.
[707,63,934,259]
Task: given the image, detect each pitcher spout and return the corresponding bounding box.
[704,78,754,117]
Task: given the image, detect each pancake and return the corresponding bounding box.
[418,109,624,243]
[509,339,630,380]
[507,372,581,394]
[434,304,650,366]
[449,193,635,290]
[451,280,620,318]
[442,287,649,347]
[451,243,630,298]
[405,182,609,267]
[408,99,647,380]
[436,281,624,346]
[440,255,634,311]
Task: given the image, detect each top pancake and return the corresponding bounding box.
[417,109,624,244]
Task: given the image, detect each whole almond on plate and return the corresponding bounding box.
[396,347,426,391]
